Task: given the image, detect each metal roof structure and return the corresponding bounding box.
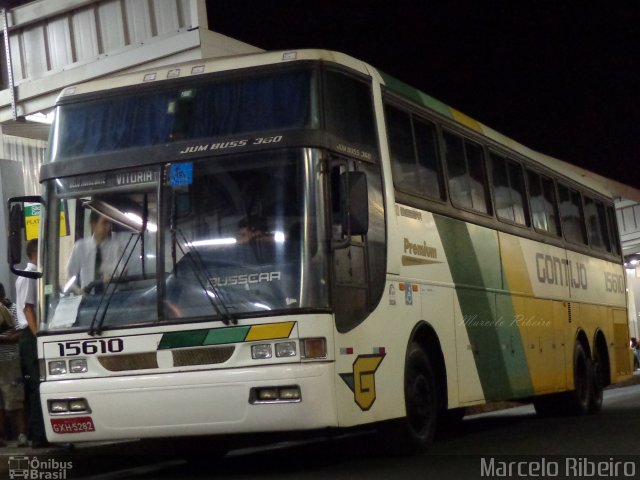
[0,0,261,123]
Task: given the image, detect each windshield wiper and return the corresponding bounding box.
[175,228,236,326]
[88,232,141,336]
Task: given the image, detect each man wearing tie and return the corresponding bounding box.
[66,210,121,294]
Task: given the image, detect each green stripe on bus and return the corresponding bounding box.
[204,326,250,345]
[495,294,534,397]
[159,326,250,349]
[158,330,210,349]
[434,215,533,400]
[380,72,452,119]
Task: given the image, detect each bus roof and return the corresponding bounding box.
[379,71,640,203]
[56,49,372,99]
[57,49,640,202]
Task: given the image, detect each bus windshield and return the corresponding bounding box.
[43,149,329,332]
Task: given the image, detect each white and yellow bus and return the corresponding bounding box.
[8,50,632,452]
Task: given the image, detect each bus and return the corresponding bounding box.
[8,49,632,453]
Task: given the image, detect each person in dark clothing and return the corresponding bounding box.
[15,239,47,448]
[0,282,28,447]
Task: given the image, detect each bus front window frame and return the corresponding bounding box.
[42,149,334,333]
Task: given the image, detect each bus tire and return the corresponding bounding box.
[588,347,604,414]
[565,342,592,415]
[534,343,593,417]
[397,343,440,453]
[436,407,465,439]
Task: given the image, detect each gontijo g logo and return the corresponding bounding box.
[340,353,385,411]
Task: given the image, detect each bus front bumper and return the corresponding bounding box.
[40,361,337,443]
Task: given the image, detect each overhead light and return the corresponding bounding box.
[188,238,236,247]
[25,111,54,124]
[123,212,157,232]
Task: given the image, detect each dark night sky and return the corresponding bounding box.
[207,2,640,189]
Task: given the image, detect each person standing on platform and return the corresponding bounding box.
[0,282,28,447]
[15,238,47,448]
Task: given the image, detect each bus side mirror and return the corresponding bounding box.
[7,196,45,279]
[342,171,369,236]
[8,203,23,266]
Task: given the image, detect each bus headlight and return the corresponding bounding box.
[48,398,91,415]
[257,388,279,401]
[278,386,301,400]
[251,344,272,359]
[48,359,89,375]
[69,359,88,373]
[48,361,67,376]
[275,341,297,357]
[68,398,90,413]
[49,400,69,414]
[250,386,301,404]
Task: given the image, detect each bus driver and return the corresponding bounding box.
[67,210,122,294]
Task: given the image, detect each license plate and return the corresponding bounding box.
[51,416,96,434]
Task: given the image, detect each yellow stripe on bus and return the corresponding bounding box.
[499,234,533,295]
[245,322,296,341]
[450,108,482,133]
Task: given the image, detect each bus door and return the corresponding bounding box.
[328,156,386,334]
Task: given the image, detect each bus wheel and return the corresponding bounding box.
[588,348,604,414]
[566,342,591,415]
[534,343,592,416]
[400,343,440,452]
[436,407,466,439]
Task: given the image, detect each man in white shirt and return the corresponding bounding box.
[66,211,122,294]
[15,238,47,447]
[15,240,38,335]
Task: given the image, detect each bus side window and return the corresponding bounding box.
[385,105,419,194]
[490,153,529,226]
[606,205,622,256]
[325,70,377,150]
[557,183,587,245]
[527,170,560,236]
[414,118,443,200]
[443,131,490,214]
[384,104,443,201]
[584,196,610,251]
